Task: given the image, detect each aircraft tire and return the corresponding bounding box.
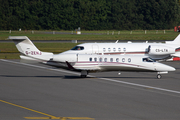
[157,74,162,79]
[81,75,87,78]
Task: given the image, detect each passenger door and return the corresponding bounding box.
[92,45,99,54]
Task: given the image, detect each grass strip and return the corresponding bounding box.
[0,43,80,59]
[0,30,179,40]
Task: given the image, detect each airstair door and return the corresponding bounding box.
[92,45,99,54]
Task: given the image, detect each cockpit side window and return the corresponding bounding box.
[143,57,155,62]
[71,46,84,50]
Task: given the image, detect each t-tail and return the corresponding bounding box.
[9,36,53,61]
[165,34,180,61]
[166,34,180,45]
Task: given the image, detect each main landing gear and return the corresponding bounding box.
[80,70,88,78]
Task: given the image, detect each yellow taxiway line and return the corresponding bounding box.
[25,117,94,119]
[0,99,94,120]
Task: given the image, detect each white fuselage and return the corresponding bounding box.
[61,42,179,60]
[53,54,175,72]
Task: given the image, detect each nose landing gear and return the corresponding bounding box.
[156,72,168,79]
[157,74,162,79]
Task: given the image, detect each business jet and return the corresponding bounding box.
[9,36,175,78]
[9,34,180,61]
[62,34,180,61]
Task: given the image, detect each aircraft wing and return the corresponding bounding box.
[75,68,99,71]
[171,53,180,57]
[65,61,100,71]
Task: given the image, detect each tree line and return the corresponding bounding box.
[0,0,180,30]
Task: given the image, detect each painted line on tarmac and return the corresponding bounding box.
[0,59,80,75]
[0,99,57,118]
[1,59,180,95]
[24,117,94,119]
[98,77,180,94]
[0,99,94,120]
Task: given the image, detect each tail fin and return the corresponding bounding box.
[166,34,180,45]
[9,36,53,61]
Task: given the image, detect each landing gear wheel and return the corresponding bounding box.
[157,74,162,79]
[81,75,87,78]
[80,70,88,78]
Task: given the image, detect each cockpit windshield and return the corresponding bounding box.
[143,57,156,62]
[71,46,84,50]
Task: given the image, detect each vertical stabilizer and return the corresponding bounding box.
[9,36,53,61]
[166,34,180,45]
[9,36,39,54]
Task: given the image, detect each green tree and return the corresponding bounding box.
[0,0,180,30]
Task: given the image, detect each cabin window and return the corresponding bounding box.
[108,48,111,52]
[99,58,102,62]
[104,58,107,62]
[128,58,131,62]
[103,48,106,52]
[94,58,97,62]
[118,48,121,51]
[122,58,125,62]
[113,48,116,52]
[123,48,126,52]
[71,46,84,50]
[116,58,119,62]
[89,57,92,61]
[110,58,113,62]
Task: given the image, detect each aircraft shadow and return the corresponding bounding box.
[63,75,92,79]
[0,75,63,78]
[99,76,155,79]
[0,75,156,79]
[1,75,91,79]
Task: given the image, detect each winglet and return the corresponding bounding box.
[66,61,75,70]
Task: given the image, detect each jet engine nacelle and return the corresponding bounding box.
[147,45,175,55]
[53,53,77,62]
